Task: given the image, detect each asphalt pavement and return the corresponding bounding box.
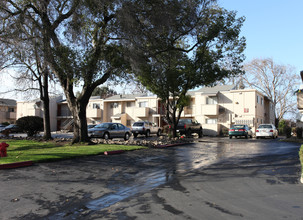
[0,137,302,219]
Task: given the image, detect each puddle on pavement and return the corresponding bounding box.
[48,169,175,219]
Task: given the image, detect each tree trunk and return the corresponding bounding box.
[42,94,52,140]
[64,90,92,144]
[71,103,90,144]
[41,72,52,140]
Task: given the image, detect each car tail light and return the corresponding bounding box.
[169,125,171,129]
[256,130,259,132]
[239,129,245,131]
[270,130,273,132]
[143,127,145,131]
[229,129,235,131]
[184,125,186,129]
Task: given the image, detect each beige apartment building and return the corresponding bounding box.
[191,85,275,135]
[103,94,161,127]
[296,90,303,127]
[17,96,62,131]
[16,85,275,136]
[0,98,17,124]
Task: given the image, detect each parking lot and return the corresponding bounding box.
[0,136,302,219]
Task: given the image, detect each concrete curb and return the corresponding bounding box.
[0,161,34,170]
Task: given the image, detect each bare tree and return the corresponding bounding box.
[243,58,299,122]
[0,23,55,139]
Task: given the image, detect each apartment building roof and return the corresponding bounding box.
[0,98,16,107]
[188,84,236,95]
[104,93,148,102]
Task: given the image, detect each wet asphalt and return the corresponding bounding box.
[0,137,302,219]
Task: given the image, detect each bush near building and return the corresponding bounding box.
[296,127,303,139]
[16,116,43,137]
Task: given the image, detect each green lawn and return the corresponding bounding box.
[0,139,146,164]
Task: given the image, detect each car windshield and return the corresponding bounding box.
[95,123,111,129]
[179,119,191,124]
[133,122,144,126]
[5,124,15,128]
[258,125,272,129]
[232,125,245,129]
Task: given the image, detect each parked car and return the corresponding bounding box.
[131,121,161,138]
[1,124,21,133]
[176,118,203,137]
[229,124,252,139]
[256,124,278,139]
[0,124,6,132]
[87,124,96,129]
[88,122,131,140]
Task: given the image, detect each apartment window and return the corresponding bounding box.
[244,108,249,113]
[261,98,263,105]
[126,102,133,107]
[110,103,119,108]
[257,95,259,103]
[92,103,100,109]
[206,118,217,124]
[139,101,148,107]
[206,96,217,105]
[8,108,15,112]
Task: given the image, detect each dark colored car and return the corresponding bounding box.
[229,124,252,139]
[2,124,21,133]
[131,121,161,138]
[88,122,131,140]
[87,124,96,129]
[176,118,203,137]
[0,124,6,132]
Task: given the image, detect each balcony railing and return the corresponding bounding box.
[87,108,102,118]
[6,112,16,119]
[201,104,219,115]
[57,109,72,117]
[134,107,149,117]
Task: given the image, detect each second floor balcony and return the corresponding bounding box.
[201,104,219,116]
[57,109,72,118]
[133,107,149,117]
[87,108,102,118]
[7,112,16,119]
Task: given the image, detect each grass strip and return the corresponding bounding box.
[0,139,146,164]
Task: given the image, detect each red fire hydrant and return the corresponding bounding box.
[0,142,9,157]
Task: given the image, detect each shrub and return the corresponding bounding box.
[297,127,303,139]
[278,120,286,135]
[220,128,229,137]
[16,116,43,137]
[284,125,292,138]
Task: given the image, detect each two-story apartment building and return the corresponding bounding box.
[191,85,275,135]
[56,96,103,131]
[0,98,17,124]
[103,94,161,127]
[16,85,275,136]
[17,96,62,131]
